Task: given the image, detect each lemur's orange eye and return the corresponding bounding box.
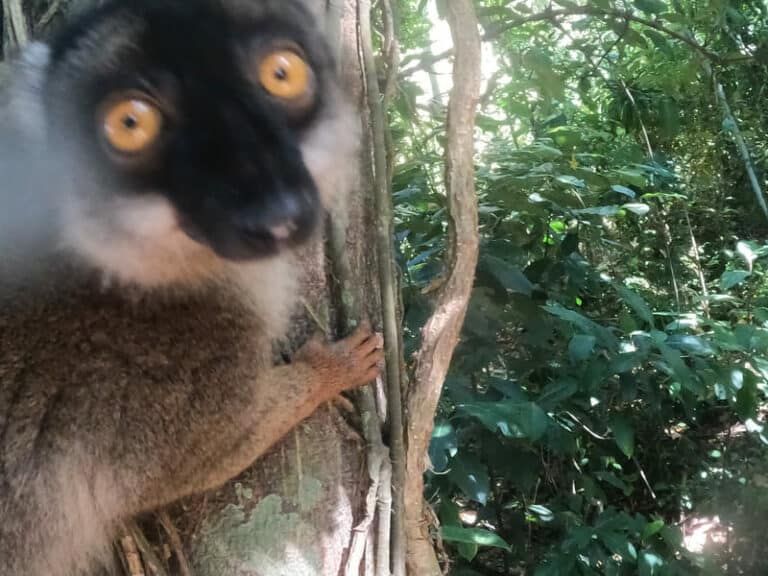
[102,96,163,154]
[258,50,312,101]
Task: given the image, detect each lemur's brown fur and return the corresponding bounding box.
[0,0,377,574]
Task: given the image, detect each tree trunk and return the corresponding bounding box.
[404,0,481,574]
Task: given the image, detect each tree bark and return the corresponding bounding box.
[2,0,29,55]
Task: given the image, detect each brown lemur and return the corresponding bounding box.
[0,1,383,575]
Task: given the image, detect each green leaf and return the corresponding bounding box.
[735,375,759,420]
[527,504,555,522]
[544,302,617,349]
[657,343,701,393]
[569,334,596,361]
[547,126,584,147]
[666,335,715,357]
[612,168,647,187]
[611,184,636,198]
[523,49,566,99]
[438,500,461,527]
[610,415,635,458]
[660,525,683,548]
[484,255,534,296]
[488,377,529,401]
[555,175,586,188]
[538,379,578,409]
[616,26,648,48]
[639,551,666,576]
[448,453,490,505]
[634,0,668,13]
[529,143,564,161]
[560,233,580,256]
[614,284,653,325]
[451,569,484,576]
[429,420,457,472]
[599,530,637,560]
[573,205,621,216]
[622,202,651,216]
[737,240,758,269]
[440,526,512,552]
[641,518,665,539]
[459,401,549,441]
[457,542,478,562]
[594,471,631,494]
[658,99,681,137]
[719,269,751,291]
[644,29,673,55]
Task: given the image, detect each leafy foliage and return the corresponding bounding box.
[392,0,768,573]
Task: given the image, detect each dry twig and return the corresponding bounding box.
[157,510,193,576]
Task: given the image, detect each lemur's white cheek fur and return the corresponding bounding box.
[300,95,360,217]
[108,195,177,237]
[61,194,222,288]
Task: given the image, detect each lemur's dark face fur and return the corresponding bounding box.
[18,0,356,286]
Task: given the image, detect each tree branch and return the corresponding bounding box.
[2,0,29,55]
[400,6,739,77]
[321,1,395,574]
[359,0,408,573]
[116,522,170,576]
[404,0,482,573]
[703,62,768,223]
[156,510,193,576]
[35,0,64,32]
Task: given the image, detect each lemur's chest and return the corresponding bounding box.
[0,268,266,395]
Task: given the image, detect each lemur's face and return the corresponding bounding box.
[37,0,355,278]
